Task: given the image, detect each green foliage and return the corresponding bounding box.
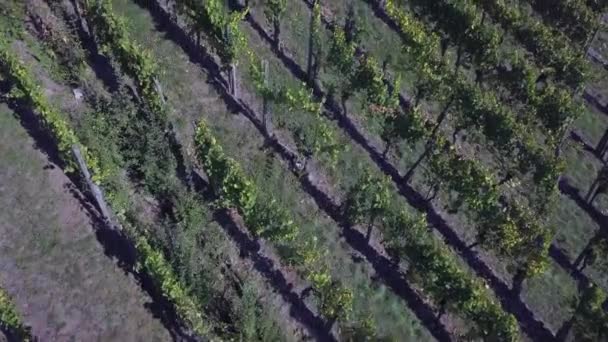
[525,0,599,45]
[0,40,210,340]
[383,211,519,341]
[88,0,354,329]
[339,161,520,339]
[0,40,103,180]
[248,196,297,242]
[475,0,590,88]
[282,234,324,268]
[496,52,537,104]
[572,285,608,341]
[194,121,299,242]
[194,121,354,324]
[386,0,559,239]
[328,31,417,155]
[327,27,356,80]
[316,281,354,320]
[344,169,391,226]
[428,142,498,213]
[175,0,248,66]
[341,315,378,341]
[352,55,398,110]
[195,122,257,214]
[409,0,501,66]
[169,0,537,337]
[271,82,324,117]
[308,3,552,334]
[533,84,583,133]
[165,191,212,295]
[263,0,287,30]
[0,0,25,39]
[82,87,178,197]
[0,287,32,341]
[84,0,187,197]
[386,0,570,202]
[86,0,166,118]
[385,0,440,62]
[248,52,340,164]
[426,137,552,273]
[323,0,551,273]
[382,104,430,147]
[133,230,209,335]
[237,284,283,342]
[380,104,426,147]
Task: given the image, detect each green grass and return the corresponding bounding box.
[573,105,608,146]
[10,0,608,339]
[0,104,171,341]
[108,0,438,339]
[551,195,600,260]
[4,9,296,338]
[522,260,578,333]
[244,0,608,337]
[562,141,603,193]
[0,0,25,39]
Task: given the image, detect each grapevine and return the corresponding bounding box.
[0,42,211,338]
[0,287,32,341]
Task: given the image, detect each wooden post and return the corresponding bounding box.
[597,129,608,160]
[153,77,166,105]
[306,3,314,84]
[227,65,233,95]
[234,64,238,98]
[72,145,115,229]
[230,63,238,98]
[262,59,272,133]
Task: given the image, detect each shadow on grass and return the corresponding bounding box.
[1,86,200,341]
[244,3,557,340]
[63,0,120,93]
[131,1,453,340]
[190,167,336,341]
[555,315,574,342]
[559,177,608,230]
[60,0,336,338]
[570,129,605,163]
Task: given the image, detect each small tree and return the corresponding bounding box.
[344,2,363,44]
[327,27,356,114]
[344,169,391,241]
[263,0,287,48]
[380,104,426,156]
[341,315,377,340]
[316,280,353,329]
[572,284,608,341]
[306,0,323,84]
[576,234,608,272]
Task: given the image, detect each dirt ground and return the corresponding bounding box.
[0,103,171,342]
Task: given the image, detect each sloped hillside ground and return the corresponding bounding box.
[0,0,326,340]
[2,0,608,340]
[0,103,171,341]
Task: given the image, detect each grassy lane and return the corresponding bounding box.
[109,0,437,339]
[0,103,171,341]
[1,1,303,338]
